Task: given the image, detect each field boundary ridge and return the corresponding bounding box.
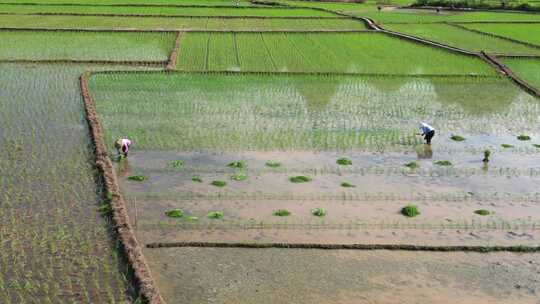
[80,72,165,304]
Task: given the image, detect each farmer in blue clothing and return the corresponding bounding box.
[418,122,435,145]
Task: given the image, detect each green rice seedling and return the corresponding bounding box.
[207,211,224,219]
[227,161,247,169]
[474,209,491,216]
[265,160,282,168]
[405,161,419,169]
[97,203,112,215]
[337,157,352,166]
[450,135,465,141]
[186,216,199,221]
[311,208,327,217]
[231,171,248,181]
[341,182,356,188]
[501,144,514,148]
[289,176,312,183]
[211,180,227,187]
[401,204,420,217]
[517,135,531,141]
[273,209,291,216]
[128,175,146,182]
[169,160,184,168]
[434,160,452,166]
[165,209,184,218]
[192,176,203,183]
[482,149,491,163]
[533,144,540,148]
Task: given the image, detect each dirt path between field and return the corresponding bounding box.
[166,31,183,70]
[80,73,164,304]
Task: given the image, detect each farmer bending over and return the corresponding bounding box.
[115,137,132,158]
[418,122,435,145]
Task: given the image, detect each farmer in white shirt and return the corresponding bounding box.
[114,137,132,158]
[418,122,435,145]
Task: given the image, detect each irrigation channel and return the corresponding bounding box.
[2,1,540,303]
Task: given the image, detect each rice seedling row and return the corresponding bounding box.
[0,0,254,5]
[500,58,540,91]
[176,32,495,74]
[0,30,175,61]
[0,14,366,31]
[0,3,340,17]
[458,22,540,47]
[90,72,538,152]
[0,63,133,303]
[384,23,540,55]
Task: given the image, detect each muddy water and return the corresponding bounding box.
[144,247,540,304]
[120,149,540,245]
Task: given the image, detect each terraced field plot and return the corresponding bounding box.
[384,23,540,55]
[461,23,540,47]
[85,71,540,304]
[177,32,495,73]
[502,58,540,90]
[0,14,365,31]
[3,0,540,302]
[0,30,175,61]
[0,64,135,304]
[0,4,339,17]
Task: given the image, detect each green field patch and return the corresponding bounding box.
[0,30,174,61]
[501,58,540,91]
[273,209,291,216]
[177,32,495,74]
[0,3,339,17]
[401,204,420,217]
[289,175,312,183]
[460,23,540,47]
[0,14,364,31]
[90,72,538,151]
[165,208,184,218]
[385,23,540,55]
[311,207,327,217]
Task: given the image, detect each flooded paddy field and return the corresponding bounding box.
[0,64,138,303]
[89,72,540,248]
[144,247,540,303]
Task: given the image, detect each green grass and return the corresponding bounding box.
[169,160,185,168]
[0,30,174,61]
[211,180,227,187]
[128,175,147,181]
[501,58,540,91]
[227,161,247,169]
[501,144,514,148]
[0,14,364,30]
[192,176,203,182]
[273,209,291,216]
[434,160,452,166]
[311,208,327,217]
[91,72,538,151]
[450,135,465,141]
[290,175,312,183]
[405,161,419,169]
[461,23,540,47]
[0,4,340,17]
[384,23,540,55]
[165,208,184,218]
[337,157,352,165]
[0,0,253,5]
[207,211,224,219]
[474,209,491,216]
[517,135,531,141]
[341,182,356,188]
[401,204,420,217]
[231,171,248,181]
[177,32,495,74]
[533,144,540,148]
[265,160,282,167]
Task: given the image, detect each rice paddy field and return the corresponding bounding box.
[2,0,540,303]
